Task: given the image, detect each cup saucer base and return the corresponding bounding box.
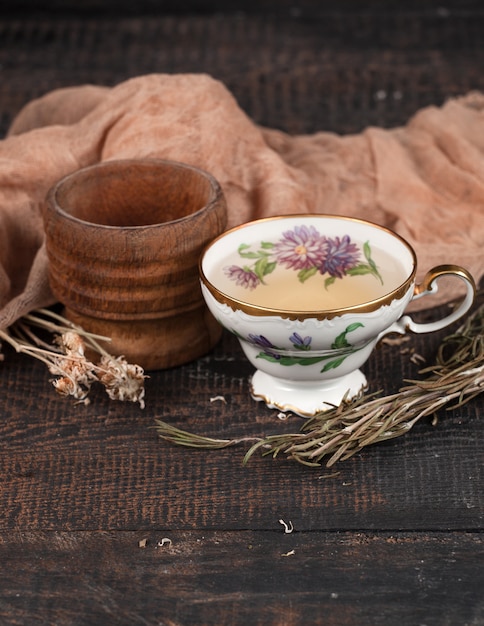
[250,369,367,418]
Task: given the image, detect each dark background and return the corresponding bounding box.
[2,0,484,137]
[0,0,482,16]
[1,2,483,624]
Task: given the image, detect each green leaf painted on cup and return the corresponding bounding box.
[298,266,318,283]
[321,357,346,372]
[363,240,383,284]
[257,353,332,367]
[346,264,373,276]
[332,323,364,349]
[254,257,277,283]
[253,323,366,372]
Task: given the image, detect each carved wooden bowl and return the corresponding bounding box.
[42,158,227,370]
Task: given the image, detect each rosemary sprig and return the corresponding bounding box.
[155,301,483,468]
[152,423,257,450]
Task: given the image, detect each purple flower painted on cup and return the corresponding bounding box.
[224,225,382,293]
[290,332,312,351]
[248,334,281,359]
[224,265,260,290]
[319,235,360,279]
[273,225,328,271]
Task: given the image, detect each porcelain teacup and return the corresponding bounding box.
[199,215,476,416]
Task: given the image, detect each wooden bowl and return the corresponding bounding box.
[42,159,227,370]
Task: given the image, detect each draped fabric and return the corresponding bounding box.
[1,73,483,329]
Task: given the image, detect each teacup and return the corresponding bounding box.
[199,215,476,416]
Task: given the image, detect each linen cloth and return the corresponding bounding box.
[1,73,483,329]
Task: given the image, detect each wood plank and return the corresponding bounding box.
[1,322,482,532]
[0,9,482,626]
[2,12,484,138]
[0,530,482,626]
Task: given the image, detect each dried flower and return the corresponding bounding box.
[51,376,91,404]
[97,355,146,409]
[56,330,86,356]
[48,333,98,402]
[0,308,146,407]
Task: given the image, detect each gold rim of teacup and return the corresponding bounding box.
[199,214,418,321]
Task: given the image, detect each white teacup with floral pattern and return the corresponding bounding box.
[199,215,476,416]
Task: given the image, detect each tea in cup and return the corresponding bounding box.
[199,215,476,416]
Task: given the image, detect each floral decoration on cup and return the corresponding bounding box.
[224,225,383,291]
[247,323,366,372]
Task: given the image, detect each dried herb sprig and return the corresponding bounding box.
[155,301,483,468]
[0,308,146,407]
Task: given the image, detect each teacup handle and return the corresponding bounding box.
[383,264,476,336]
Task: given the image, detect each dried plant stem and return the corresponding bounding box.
[152,422,259,450]
[0,308,146,407]
[155,300,484,468]
[249,367,483,468]
[21,308,114,351]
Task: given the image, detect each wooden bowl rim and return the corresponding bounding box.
[44,158,224,231]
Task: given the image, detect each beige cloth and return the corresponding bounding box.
[1,73,483,329]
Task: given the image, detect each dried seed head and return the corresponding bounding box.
[97,355,146,408]
[52,375,89,401]
[1,309,149,407]
[56,331,86,357]
[49,354,96,384]
[48,340,98,401]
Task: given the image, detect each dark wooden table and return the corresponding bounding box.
[0,3,483,624]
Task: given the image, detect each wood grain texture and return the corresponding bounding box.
[2,11,484,138]
[41,159,227,369]
[1,314,482,532]
[0,530,482,626]
[0,8,483,625]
